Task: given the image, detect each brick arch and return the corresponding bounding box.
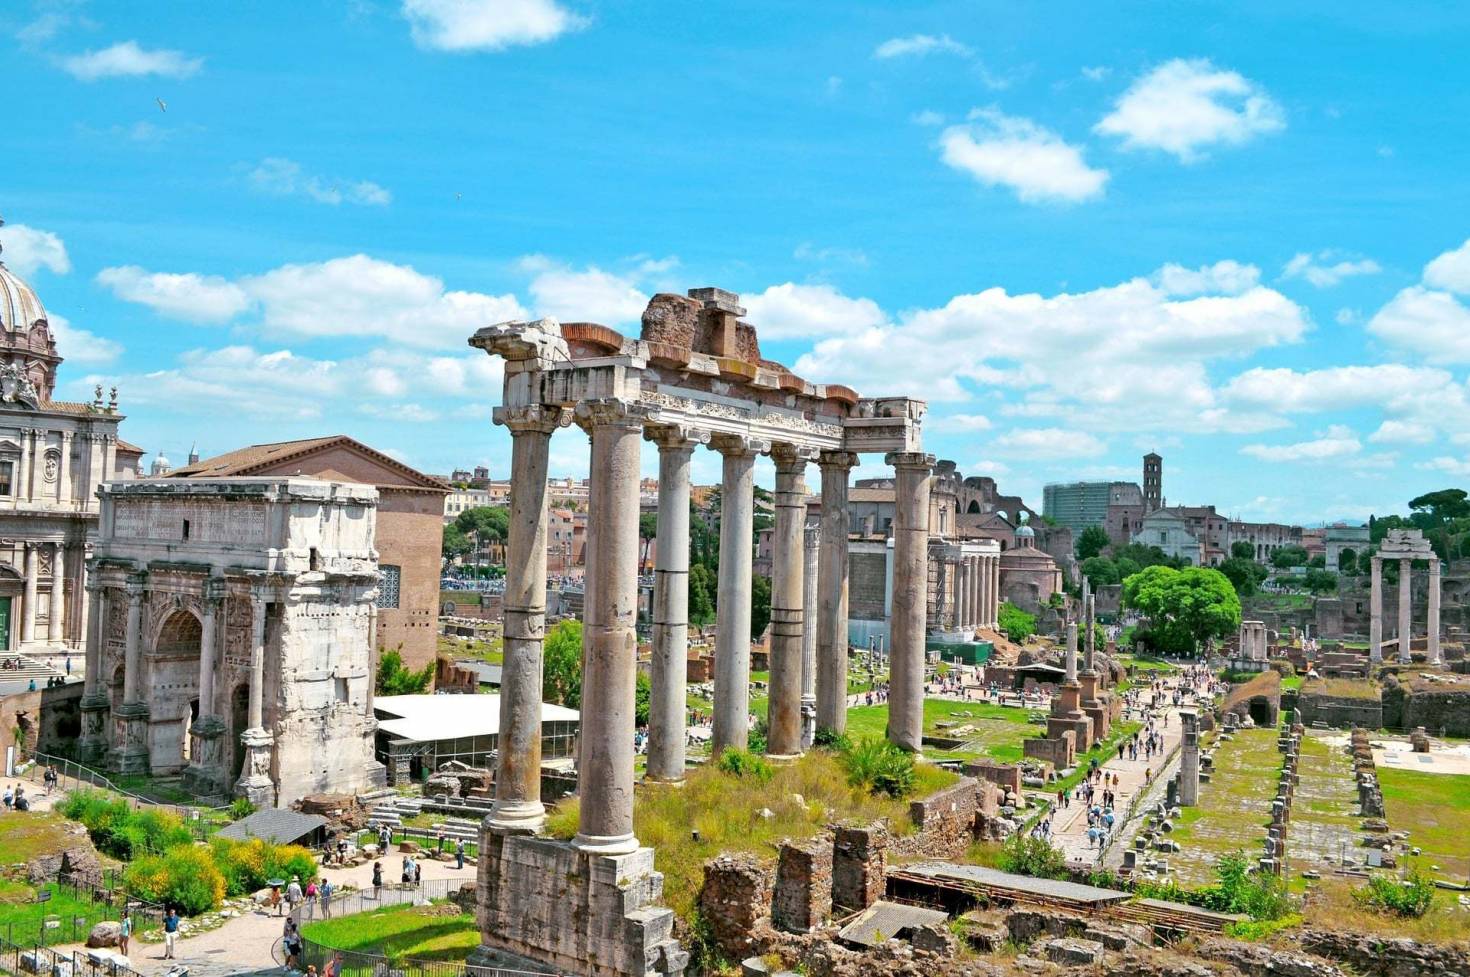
[153,608,203,655]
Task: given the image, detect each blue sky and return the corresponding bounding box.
[5,0,1470,524]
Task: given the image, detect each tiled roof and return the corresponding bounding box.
[216,808,327,846]
[171,435,448,492]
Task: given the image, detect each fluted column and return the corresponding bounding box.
[979,554,992,629]
[489,405,565,828]
[1369,557,1382,663]
[970,556,982,632]
[47,543,65,644]
[198,580,222,717]
[816,451,856,736]
[767,444,810,759]
[991,555,1000,626]
[712,435,762,756]
[1064,620,1078,682]
[122,576,144,702]
[78,577,109,763]
[83,583,104,697]
[645,424,705,783]
[16,429,31,507]
[1428,558,1442,665]
[955,559,970,631]
[573,400,643,855]
[886,451,933,753]
[21,544,38,646]
[1398,558,1413,663]
[246,592,267,729]
[801,525,819,748]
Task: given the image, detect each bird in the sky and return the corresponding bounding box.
[156,97,167,113]
[456,192,462,201]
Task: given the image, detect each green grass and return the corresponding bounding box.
[1166,728,1282,886]
[1118,655,1180,674]
[1378,767,1470,879]
[437,635,503,665]
[545,750,950,920]
[0,880,118,947]
[843,698,1043,762]
[1280,675,1304,691]
[301,901,480,961]
[0,813,86,865]
[1299,677,1380,701]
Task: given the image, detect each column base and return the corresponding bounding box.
[485,799,547,834]
[108,701,150,775]
[233,727,277,807]
[572,831,640,856]
[78,693,110,766]
[181,716,229,797]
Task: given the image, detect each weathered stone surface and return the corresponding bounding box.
[27,843,102,886]
[1197,939,1346,977]
[772,838,832,934]
[698,854,774,962]
[831,824,886,913]
[1296,929,1470,977]
[1034,937,1104,966]
[891,778,980,860]
[85,922,121,948]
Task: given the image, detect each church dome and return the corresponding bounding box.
[0,263,47,333]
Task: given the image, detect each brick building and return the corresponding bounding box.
[170,436,448,672]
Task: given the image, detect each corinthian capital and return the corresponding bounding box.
[709,433,769,458]
[644,423,710,452]
[494,404,569,435]
[573,398,651,434]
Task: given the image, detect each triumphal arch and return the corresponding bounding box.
[470,287,928,977]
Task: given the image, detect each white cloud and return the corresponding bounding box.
[360,403,440,423]
[60,41,203,81]
[939,109,1108,204]
[1221,364,1453,413]
[95,266,250,323]
[910,110,945,127]
[1335,308,1360,325]
[1081,66,1110,82]
[1423,238,1470,294]
[402,0,584,52]
[0,224,71,277]
[1095,58,1284,161]
[1367,286,1470,363]
[1419,456,1470,477]
[971,459,1011,476]
[1369,420,1434,445]
[929,413,994,433]
[1281,251,1381,288]
[519,257,647,327]
[248,158,391,207]
[1241,425,1361,462]
[741,283,887,340]
[47,313,123,365]
[793,243,869,267]
[993,428,1106,459]
[97,346,344,421]
[873,34,971,60]
[1154,260,1260,296]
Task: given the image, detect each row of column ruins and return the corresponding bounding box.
[945,550,1000,632]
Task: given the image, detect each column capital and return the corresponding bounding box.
[572,398,650,434]
[124,571,147,598]
[644,423,710,452]
[494,404,569,435]
[817,449,859,471]
[710,432,769,458]
[203,576,228,605]
[769,442,819,470]
[885,450,935,472]
[1429,558,1442,574]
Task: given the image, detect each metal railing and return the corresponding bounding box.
[0,932,147,977]
[23,753,229,820]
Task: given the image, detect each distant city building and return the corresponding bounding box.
[1134,507,1206,565]
[1143,452,1163,513]
[445,486,493,519]
[1044,480,1140,534]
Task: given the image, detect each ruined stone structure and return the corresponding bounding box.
[471,289,925,977]
[1178,709,1200,806]
[1233,620,1269,672]
[0,244,143,655]
[997,512,1063,613]
[1369,528,1441,664]
[80,478,384,805]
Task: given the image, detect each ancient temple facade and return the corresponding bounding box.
[79,477,384,805]
[0,253,143,655]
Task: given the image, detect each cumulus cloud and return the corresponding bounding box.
[94,346,344,421]
[742,283,886,340]
[95,266,250,323]
[1241,425,1362,462]
[1369,420,1434,445]
[0,224,71,277]
[873,34,971,60]
[1281,251,1381,288]
[248,158,391,207]
[1423,238,1470,294]
[47,313,124,365]
[1368,286,1470,363]
[939,109,1108,204]
[993,428,1106,459]
[1095,58,1284,161]
[1154,260,1260,296]
[402,0,584,52]
[60,41,203,80]
[520,257,647,327]
[1419,456,1470,477]
[929,413,994,433]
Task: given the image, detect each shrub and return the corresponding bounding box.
[228,798,257,821]
[716,748,774,783]
[996,832,1067,880]
[840,738,915,799]
[813,727,852,752]
[1355,871,1436,918]
[58,789,192,859]
[124,845,225,915]
[209,837,318,896]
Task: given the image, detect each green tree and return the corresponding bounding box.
[639,512,659,573]
[1230,540,1255,561]
[1409,488,1470,560]
[442,524,472,560]
[1075,525,1110,561]
[1338,547,1357,574]
[455,505,511,563]
[375,647,434,695]
[1303,568,1339,594]
[1218,556,1266,598]
[635,671,651,727]
[1080,556,1119,587]
[997,601,1036,643]
[1114,556,1142,580]
[688,562,716,627]
[543,619,583,708]
[1113,542,1175,570]
[1308,554,1326,569]
[1122,565,1241,656]
[1270,545,1309,569]
[750,575,772,640]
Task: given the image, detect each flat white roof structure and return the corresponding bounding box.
[374,694,579,743]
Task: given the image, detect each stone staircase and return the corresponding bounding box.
[0,654,68,686]
[366,795,483,844]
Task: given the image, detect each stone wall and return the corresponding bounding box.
[698,854,773,962]
[1297,686,1383,730]
[1383,676,1470,736]
[831,825,886,914]
[772,839,832,933]
[1297,929,1470,977]
[963,759,1022,800]
[0,682,85,760]
[892,777,981,860]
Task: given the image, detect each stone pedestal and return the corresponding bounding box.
[234,727,277,807]
[108,701,150,775]
[77,693,110,766]
[181,716,228,797]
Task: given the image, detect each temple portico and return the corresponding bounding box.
[470,288,927,977]
[1369,528,1441,664]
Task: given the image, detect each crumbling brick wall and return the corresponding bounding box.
[832,824,887,914]
[698,854,773,962]
[893,777,980,859]
[771,838,832,933]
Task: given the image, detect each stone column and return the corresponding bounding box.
[21,544,37,646]
[183,578,227,796]
[767,444,810,760]
[801,525,819,749]
[815,451,856,736]
[122,578,143,703]
[78,579,109,763]
[47,543,65,644]
[955,559,970,631]
[573,400,643,855]
[1179,710,1201,807]
[989,556,1000,627]
[16,429,31,507]
[57,433,72,505]
[1084,591,1096,672]
[1398,557,1413,663]
[489,405,564,826]
[885,452,933,753]
[1064,621,1078,682]
[111,573,150,774]
[970,556,982,633]
[1369,557,1382,662]
[712,435,762,756]
[1428,558,1442,665]
[235,589,275,805]
[645,424,704,783]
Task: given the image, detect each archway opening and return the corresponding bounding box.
[230,684,250,780]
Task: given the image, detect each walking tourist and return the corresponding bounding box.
[163,908,180,959]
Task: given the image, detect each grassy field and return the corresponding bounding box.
[1289,733,1363,875]
[1299,677,1380,700]
[1378,767,1470,879]
[844,698,1044,763]
[1167,728,1282,886]
[437,635,503,664]
[1118,656,1181,674]
[0,815,120,946]
[301,901,479,961]
[544,750,952,920]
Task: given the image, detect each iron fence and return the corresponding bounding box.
[22,753,229,822]
[0,934,147,977]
